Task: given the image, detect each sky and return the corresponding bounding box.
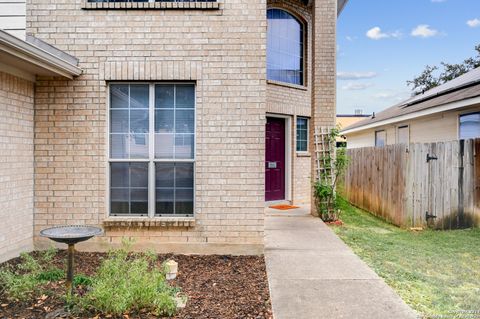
[336,0,480,115]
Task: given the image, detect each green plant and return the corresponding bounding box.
[76,239,178,316]
[73,274,93,287]
[313,127,349,222]
[0,247,61,301]
[37,268,64,282]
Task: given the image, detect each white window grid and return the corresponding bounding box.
[107,82,196,218]
[296,117,309,152]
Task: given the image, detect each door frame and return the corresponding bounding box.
[266,113,292,203]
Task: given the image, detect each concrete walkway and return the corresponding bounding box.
[265,206,417,319]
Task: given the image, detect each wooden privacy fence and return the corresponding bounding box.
[344,139,480,229]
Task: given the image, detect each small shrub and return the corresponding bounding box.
[73,274,93,287]
[37,268,64,282]
[76,240,178,316]
[0,267,38,300]
[0,247,61,301]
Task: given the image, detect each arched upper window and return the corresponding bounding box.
[267,9,304,86]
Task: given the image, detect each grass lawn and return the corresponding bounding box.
[333,197,480,318]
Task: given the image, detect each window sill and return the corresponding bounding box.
[81,0,220,10]
[296,152,311,157]
[267,80,307,91]
[103,217,195,228]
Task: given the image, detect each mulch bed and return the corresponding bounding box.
[0,251,272,319]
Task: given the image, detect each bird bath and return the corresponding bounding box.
[40,225,103,296]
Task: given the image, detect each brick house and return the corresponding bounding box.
[0,0,345,262]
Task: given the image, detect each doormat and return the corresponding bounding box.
[269,204,300,210]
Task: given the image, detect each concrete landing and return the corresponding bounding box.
[264,206,418,319]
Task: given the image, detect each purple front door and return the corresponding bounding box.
[265,117,285,201]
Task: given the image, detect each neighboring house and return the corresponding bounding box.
[336,111,370,147]
[0,0,25,39]
[342,67,480,149]
[0,0,346,261]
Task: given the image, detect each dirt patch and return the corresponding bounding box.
[0,251,272,319]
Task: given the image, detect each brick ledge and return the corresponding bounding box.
[103,217,195,228]
[267,79,308,91]
[81,0,220,10]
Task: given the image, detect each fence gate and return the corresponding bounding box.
[346,139,479,230]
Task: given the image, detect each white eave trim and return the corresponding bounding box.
[341,95,480,135]
[0,30,82,79]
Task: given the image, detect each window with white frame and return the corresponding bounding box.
[267,9,305,86]
[397,125,409,145]
[296,117,308,152]
[109,83,195,217]
[375,130,386,147]
[459,112,480,139]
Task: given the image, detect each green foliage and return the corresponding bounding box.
[333,197,480,317]
[37,268,64,282]
[0,266,39,301]
[73,274,93,287]
[408,44,480,94]
[0,247,62,301]
[76,239,178,316]
[313,127,349,221]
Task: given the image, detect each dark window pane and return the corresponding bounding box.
[175,188,193,215]
[130,188,148,215]
[111,187,128,201]
[111,163,129,187]
[175,84,195,108]
[130,163,148,188]
[296,117,308,152]
[155,162,194,216]
[110,163,148,216]
[155,85,174,109]
[130,84,149,109]
[299,130,307,141]
[301,141,308,151]
[111,201,129,215]
[130,188,148,202]
[156,163,175,188]
[130,201,148,215]
[267,9,304,85]
[110,84,129,109]
[176,163,194,188]
[156,188,174,215]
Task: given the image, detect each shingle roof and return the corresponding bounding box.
[338,0,348,15]
[342,67,480,132]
